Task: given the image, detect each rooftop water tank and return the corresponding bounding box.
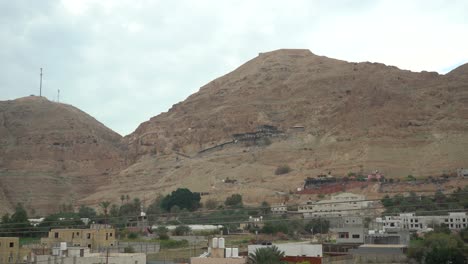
[212,237,218,248]
[219,237,225,249]
[60,242,67,250]
[232,248,239,257]
[225,247,232,258]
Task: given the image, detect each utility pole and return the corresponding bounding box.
[39,68,43,96]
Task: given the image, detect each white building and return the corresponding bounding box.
[248,242,322,258]
[271,203,287,215]
[377,212,468,231]
[35,243,145,264]
[298,193,370,218]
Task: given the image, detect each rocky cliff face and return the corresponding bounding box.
[0,96,126,214]
[99,49,467,206]
[126,49,468,163]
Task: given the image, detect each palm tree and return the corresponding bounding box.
[120,195,125,205]
[248,246,286,264]
[99,201,111,224]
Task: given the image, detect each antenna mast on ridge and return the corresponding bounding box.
[39,68,43,96]
[57,89,60,103]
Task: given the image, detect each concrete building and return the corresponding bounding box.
[191,237,245,264]
[377,212,468,231]
[334,227,366,244]
[298,193,370,218]
[350,244,408,263]
[35,252,145,264]
[248,242,323,258]
[365,229,410,246]
[40,224,116,251]
[0,237,31,264]
[270,203,287,215]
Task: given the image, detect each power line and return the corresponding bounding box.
[1,189,467,229]
[0,203,466,234]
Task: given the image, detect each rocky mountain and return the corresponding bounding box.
[91,49,467,206]
[2,49,468,213]
[0,96,126,214]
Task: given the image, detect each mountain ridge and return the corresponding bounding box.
[1,49,467,214]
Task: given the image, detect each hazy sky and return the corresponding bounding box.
[1,0,467,136]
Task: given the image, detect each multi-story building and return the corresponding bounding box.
[270,203,287,215]
[40,224,116,251]
[377,212,468,231]
[0,237,31,264]
[298,192,370,218]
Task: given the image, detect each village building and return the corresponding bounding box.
[191,238,245,264]
[34,243,146,264]
[40,224,116,251]
[270,203,287,215]
[298,193,370,219]
[0,237,31,264]
[377,212,468,231]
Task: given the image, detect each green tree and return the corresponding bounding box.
[225,194,243,208]
[78,205,97,219]
[409,231,465,264]
[305,218,330,234]
[119,198,141,217]
[120,195,125,205]
[161,188,201,212]
[109,204,120,217]
[99,201,111,223]
[147,195,163,224]
[261,222,289,235]
[248,246,286,264]
[260,201,270,215]
[155,226,169,240]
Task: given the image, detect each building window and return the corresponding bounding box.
[352,234,360,239]
[450,219,453,222]
[110,233,113,237]
[339,232,349,238]
[9,242,14,248]
[87,233,91,239]
[76,232,80,236]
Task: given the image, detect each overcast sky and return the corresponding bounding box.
[1,0,467,136]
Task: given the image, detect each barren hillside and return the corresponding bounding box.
[91,49,468,205]
[0,96,126,214]
[2,49,468,213]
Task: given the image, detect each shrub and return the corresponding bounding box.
[127,232,139,240]
[159,233,169,240]
[225,194,243,208]
[173,225,191,236]
[275,165,291,175]
[159,239,189,249]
